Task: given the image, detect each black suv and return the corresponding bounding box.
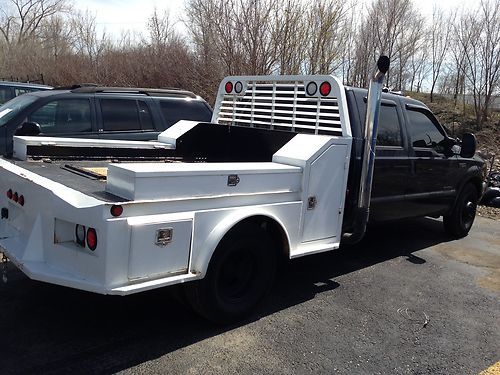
[0,81,52,104]
[0,86,213,155]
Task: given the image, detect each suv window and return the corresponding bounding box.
[377,104,402,147]
[29,99,92,133]
[407,108,445,150]
[158,99,212,128]
[14,88,37,96]
[100,99,153,131]
[0,87,12,104]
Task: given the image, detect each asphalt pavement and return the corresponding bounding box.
[0,217,498,375]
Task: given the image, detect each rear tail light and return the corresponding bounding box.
[110,205,123,217]
[75,224,86,247]
[18,195,24,206]
[13,192,18,203]
[234,81,243,94]
[225,81,233,94]
[86,227,97,251]
[319,81,331,96]
[306,82,318,96]
[6,189,12,199]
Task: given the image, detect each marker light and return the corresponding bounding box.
[87,227,97,251]
[225,81,233,93]
[13,192,18,203]
[7,189,12,199]
[319,81,331,96]
[234,81,243,94]
[110,205,123,217]
[75,224,86,247]
[18,195,24,206]
[306,82,318,96]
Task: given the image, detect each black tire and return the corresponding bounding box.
[443,183,478,238]
[185,225,277,324]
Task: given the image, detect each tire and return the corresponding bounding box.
[443,183,478,238]
[185,225,277,324]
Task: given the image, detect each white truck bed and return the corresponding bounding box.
[0,75,353,296]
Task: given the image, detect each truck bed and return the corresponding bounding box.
[8,159,132,202]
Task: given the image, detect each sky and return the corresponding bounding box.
[73,0,472,40]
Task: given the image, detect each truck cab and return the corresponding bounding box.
[343,88,484,237]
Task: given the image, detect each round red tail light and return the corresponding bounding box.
[18,195,24,206]
[225,81,233,94]
[110,205,123,217]
[319,81,331,96]
[13,192,18,203]
[7,189,13,199]
[87,227,97,251]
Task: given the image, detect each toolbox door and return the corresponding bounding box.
[128,219,192,280]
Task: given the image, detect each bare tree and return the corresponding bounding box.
[429,6,454,101]
[0,0,69,46]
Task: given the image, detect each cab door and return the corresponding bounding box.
[369,99,412,221]
[404,104,456,216]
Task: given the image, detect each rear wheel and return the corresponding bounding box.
[186,225,276,324]
[443,183,478,238]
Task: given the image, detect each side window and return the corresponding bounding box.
[101,99,153,131]
[158,99,212,128]
[407,109,445,151]
[29,99,92,133]
[377,104,402,147]
[14,88,31,96]
[0,87,12,104]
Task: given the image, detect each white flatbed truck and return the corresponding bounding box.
[0,59,391,322]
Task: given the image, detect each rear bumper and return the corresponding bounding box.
[0,237,199,295]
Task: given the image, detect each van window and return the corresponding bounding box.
[29,99,92,133]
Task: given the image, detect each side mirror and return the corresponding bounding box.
[460,132,476,158]
[15,122,41,136]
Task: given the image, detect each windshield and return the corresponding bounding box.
[0,94,38,127]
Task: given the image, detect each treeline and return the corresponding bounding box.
[0,0,499,127]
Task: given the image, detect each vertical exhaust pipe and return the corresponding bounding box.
[343,55,390,244]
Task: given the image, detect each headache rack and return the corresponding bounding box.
[212,75,352,138]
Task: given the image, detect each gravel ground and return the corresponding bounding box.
[478,205,500,220]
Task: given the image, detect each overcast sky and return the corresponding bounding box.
[73,0,473,40]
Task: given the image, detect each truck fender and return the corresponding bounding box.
[449,166,483,212]
[191,209,291,277]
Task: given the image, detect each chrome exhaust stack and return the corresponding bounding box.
[343,55,390,244]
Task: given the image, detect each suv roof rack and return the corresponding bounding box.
[69,86,198,99]
[53,83,99,90]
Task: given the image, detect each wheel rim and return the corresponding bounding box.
[461,197,476,229]
[217,249,258,303]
